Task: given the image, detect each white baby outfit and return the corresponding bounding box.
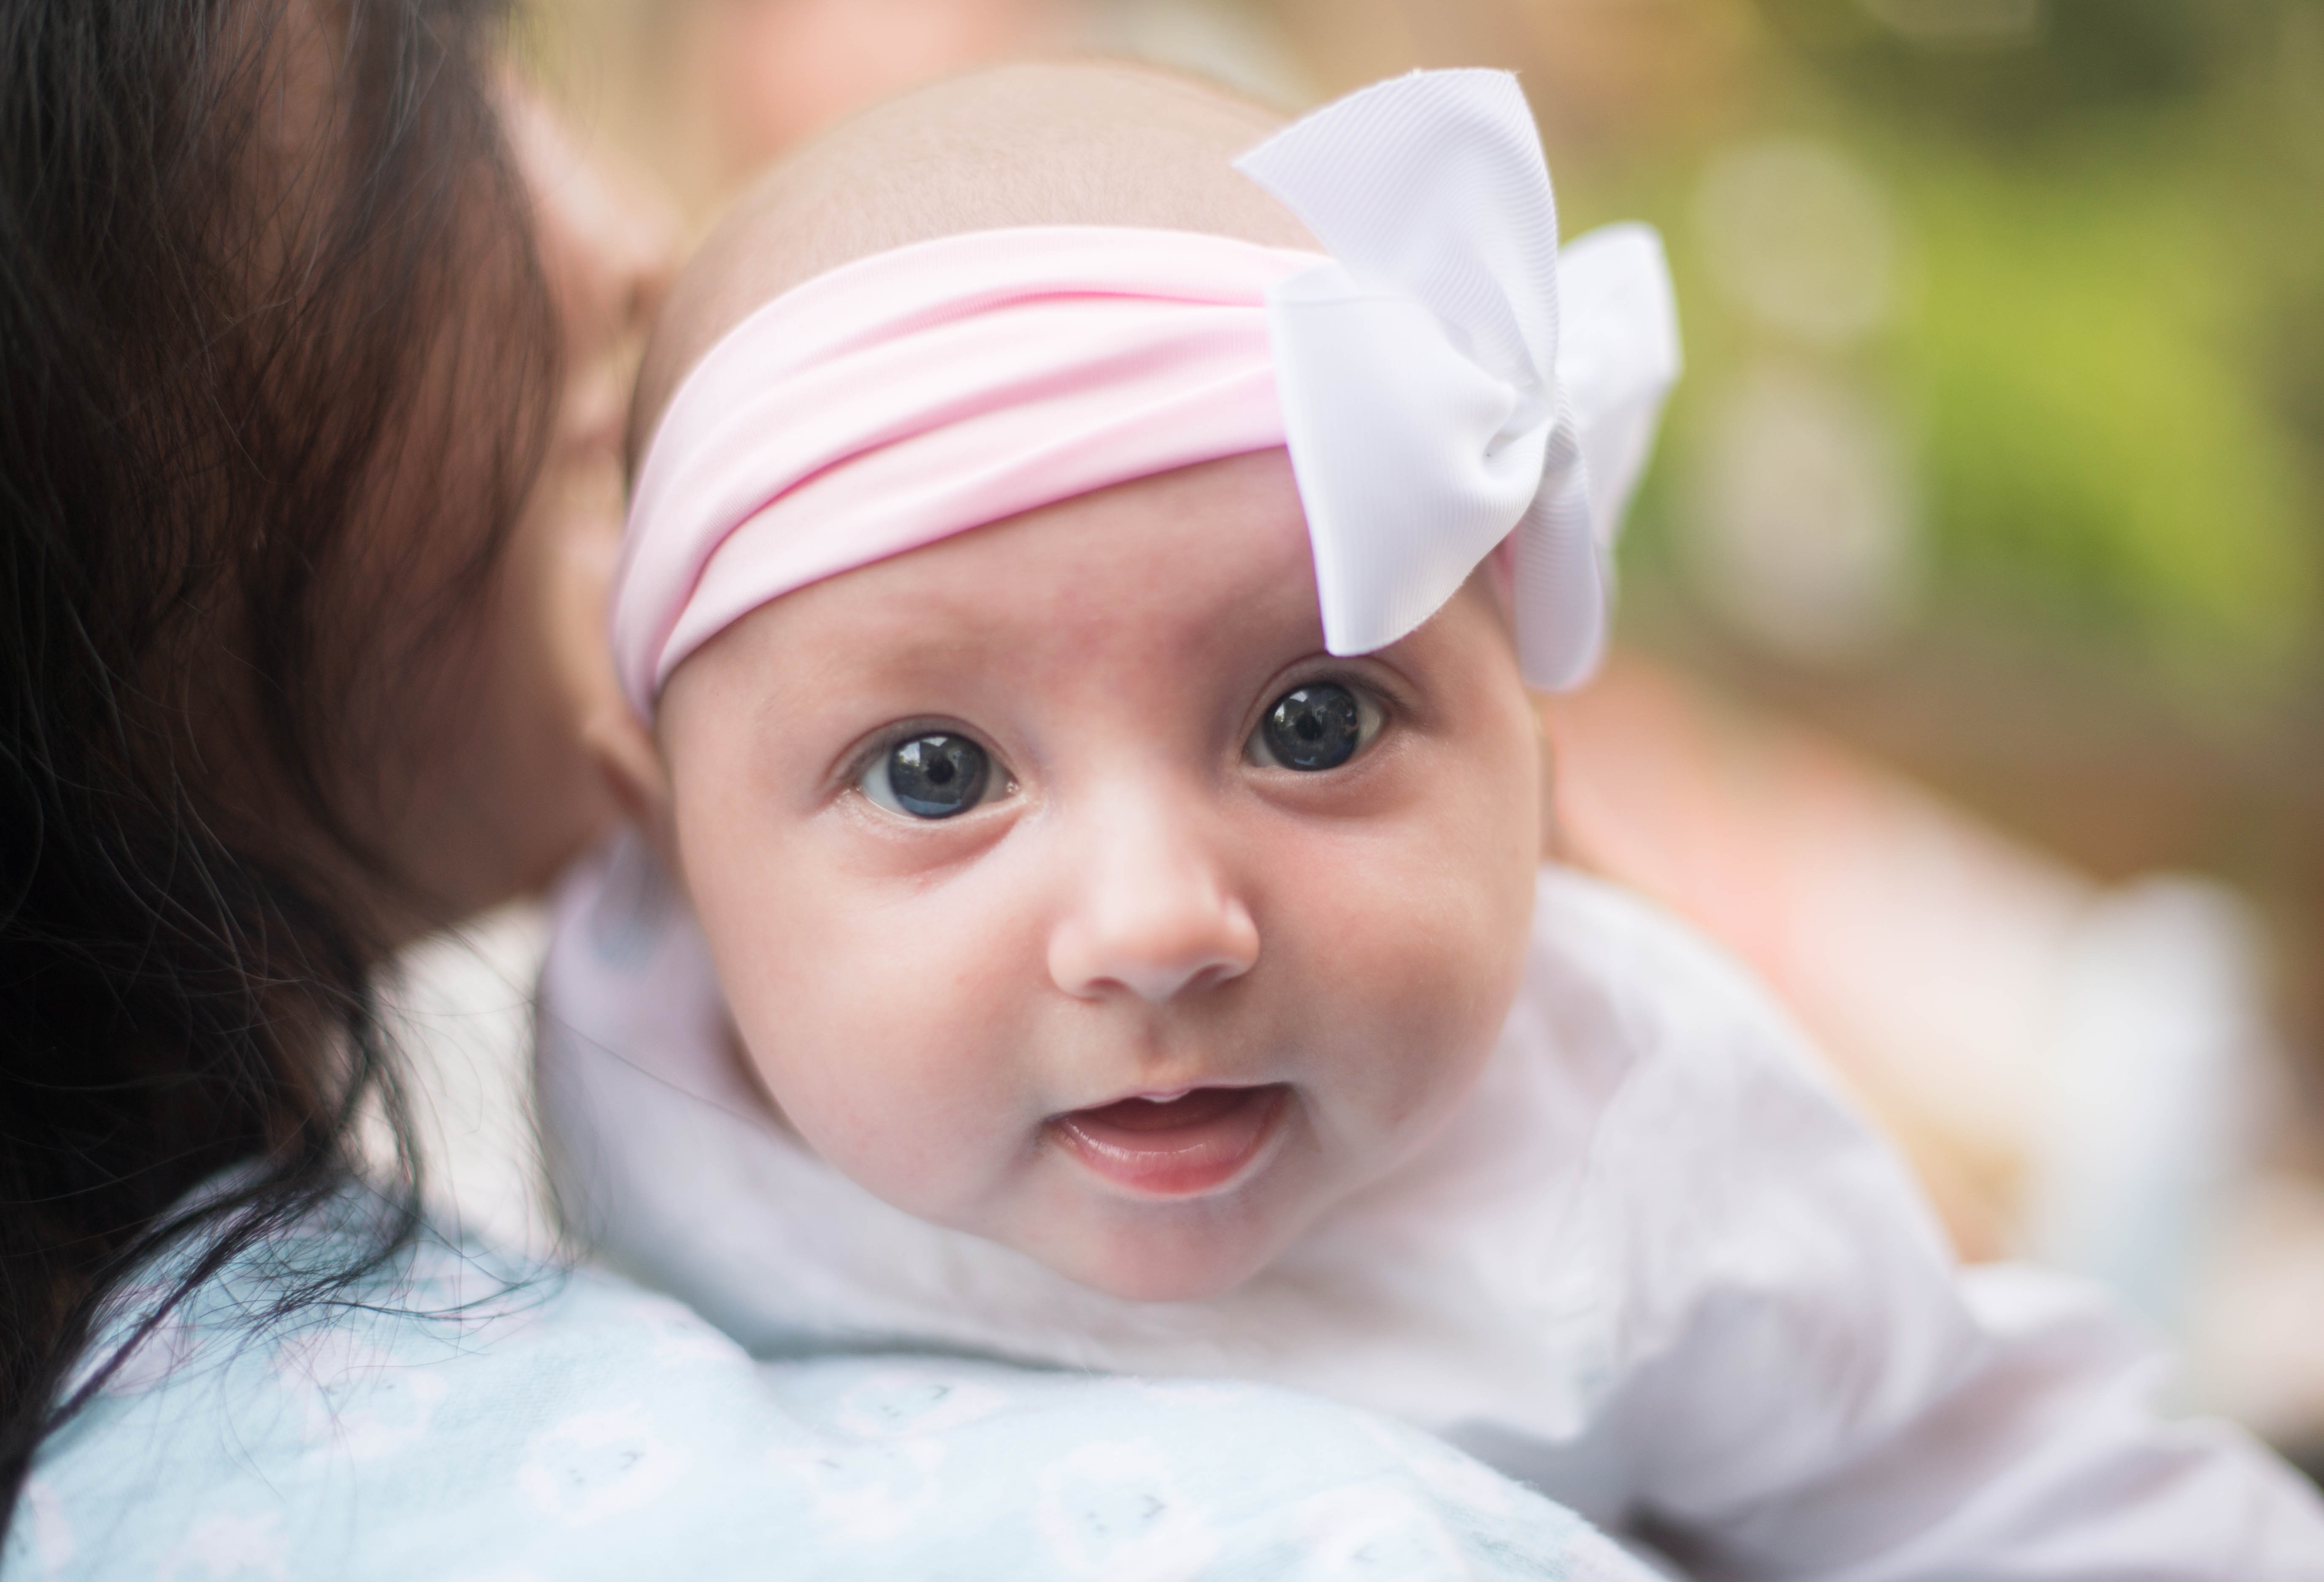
[538,832,2324,1580]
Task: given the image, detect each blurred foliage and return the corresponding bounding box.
[1761,0,2243,133]
[1910,155,2316,674]
[1696,0,2324,691]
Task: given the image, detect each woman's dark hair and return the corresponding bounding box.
[0,0,559,1531]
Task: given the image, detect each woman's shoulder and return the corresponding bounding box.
[11,1206,711,1579]
[9,1187,1652,1582]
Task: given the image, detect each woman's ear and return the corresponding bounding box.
[582,703,682,872]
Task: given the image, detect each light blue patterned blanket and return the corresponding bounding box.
[8,1198,1651,1580]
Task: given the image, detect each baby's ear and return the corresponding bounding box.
[582,703,681,869]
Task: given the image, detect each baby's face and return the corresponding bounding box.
[656,450,1542,1301]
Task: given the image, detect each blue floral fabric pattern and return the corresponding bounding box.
[6,1205,1650,1581]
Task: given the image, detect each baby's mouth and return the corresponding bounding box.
[1049,1084,1289,1198]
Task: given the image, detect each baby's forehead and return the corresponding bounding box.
[663,450,1520,759]
[717,450,1510,685]
[631,61,1306,465]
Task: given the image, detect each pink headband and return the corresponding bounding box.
[614,69,1680,717]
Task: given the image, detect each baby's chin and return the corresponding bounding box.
[996,1180,1329,1306]
[1036,1238,1283,1306]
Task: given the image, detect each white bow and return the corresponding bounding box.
[1236,70,1681,689]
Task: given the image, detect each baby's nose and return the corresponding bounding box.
[1046,797,1259,1004]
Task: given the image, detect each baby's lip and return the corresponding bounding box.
[1048,1084,1288,1199]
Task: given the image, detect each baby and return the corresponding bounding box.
[540,62,2324,1578]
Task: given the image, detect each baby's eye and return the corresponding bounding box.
[1247,682,1382,772]
[860,732,998,819]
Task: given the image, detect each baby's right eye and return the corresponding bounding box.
[859,732,998,819]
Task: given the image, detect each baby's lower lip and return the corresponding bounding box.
[1049,1084,1288,1198]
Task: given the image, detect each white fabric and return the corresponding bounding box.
[537,839,2324,1580]
[1240,70,1678,687]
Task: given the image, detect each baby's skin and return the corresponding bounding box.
[592,64,1546,1303]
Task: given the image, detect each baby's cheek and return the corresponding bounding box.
[735,886,1035,1201]
[1310,831,1531,1129]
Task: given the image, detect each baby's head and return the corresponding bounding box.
[597,63,1666,1303]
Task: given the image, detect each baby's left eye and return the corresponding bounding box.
[860,732,1001,819]
[1247,681,1383,772]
